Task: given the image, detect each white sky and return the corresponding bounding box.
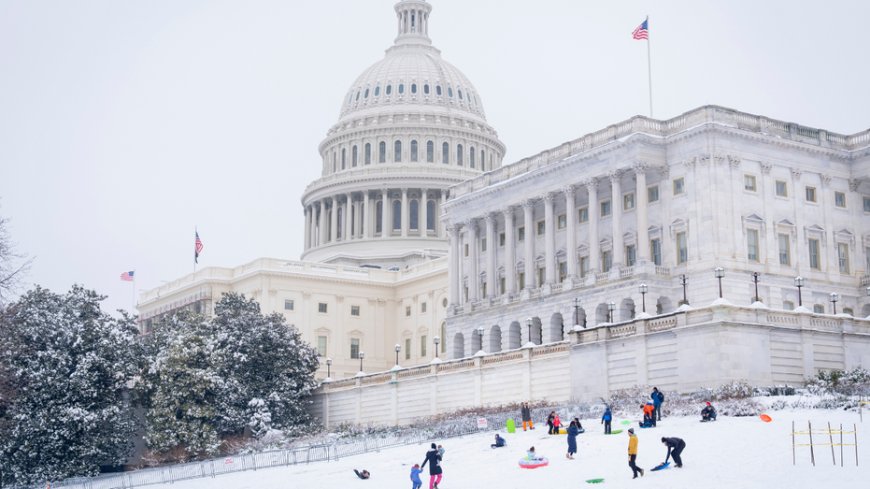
[1,0,868,314]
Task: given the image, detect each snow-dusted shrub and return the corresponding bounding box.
[805,368,870,397]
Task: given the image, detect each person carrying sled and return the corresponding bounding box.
[627,428,644,479]
[602,406,613,434]
[421,443,443,489]
[566,421,580,459]
[661,437,686,467]
[651,387,665,421]
[520,402,535,431]
[701,402,717,422]
[491,433,506,449]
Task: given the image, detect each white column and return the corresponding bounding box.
[382,189,391,239]
[401,188,409,238]
[503,207,516,295]
[586,180,599,273]
[343,193,352,241]
[821,174,837,278]
[329,197,338,243]
[449,225,460,305]
[419,188,427,237]
[564,186,577,278]
[318,200,328,246]
[363,191,371,239]
[611,172,623,267]
[635,165,650,262]
[303,206,311,250]
[469,220,479,301]
[486,213,496,298]
[523,200,535,289]
[439,190,447,238]
[544,193,556,284]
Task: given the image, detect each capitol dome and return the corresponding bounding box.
[300,0,505,267]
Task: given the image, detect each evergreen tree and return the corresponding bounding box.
[0,286,140,486]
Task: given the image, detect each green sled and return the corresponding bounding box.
[506,418,516,434]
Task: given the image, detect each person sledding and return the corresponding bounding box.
[639,403,656,428]
[491,433,506,449]
[701,402,717,422]
[526,446,543,461]
[653,436,686,470]
[353,469,370,479]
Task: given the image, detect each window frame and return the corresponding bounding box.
[673,177,685,195]
[744,174,758,192]
[318,302,328,314]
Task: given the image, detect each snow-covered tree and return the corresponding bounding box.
[0,286,140,486]
[0,208,32,306]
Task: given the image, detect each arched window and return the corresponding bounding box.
[336,207,343,239]
[427,199,436,230]
[426,141,434,162]
[374,85,380,96]
[469,146,475,168]
[376,200,383,233]
[364,143,371,165]
[386,85,392,95]
[411,83,417,94]
[410,140,418,162]
[481,149,485,170]
[448,87,453,97]
[394,140,402,162]
[379,142,386,163]
[442,142,449,164]
[355,91,360,101]
[458,89,463,100]
[436,85,442,96]
[398,84,405,94]
[341,148,346,169]
[410,199,419,230]
[332,151,336,172]
[457,144,464,165]
[352,145,358,167]
[392,200,401,230]
[424,84,430,95]
[364,88,369,98]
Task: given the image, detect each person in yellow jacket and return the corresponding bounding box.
[627,428,644,479]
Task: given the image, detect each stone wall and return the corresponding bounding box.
[310,304,870,428]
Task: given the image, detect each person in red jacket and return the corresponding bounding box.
[552,413,562,434]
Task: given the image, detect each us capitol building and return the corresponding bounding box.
[139,1,870,416]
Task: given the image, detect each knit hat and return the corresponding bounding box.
[431,443,437,449]
[628,428,634,434]
[706,401,711,406]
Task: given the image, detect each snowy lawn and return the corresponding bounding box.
[160,409,867,488]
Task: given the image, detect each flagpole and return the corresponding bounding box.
[646,15,653,117]
[131,272,136,312]
[193,227,197,275]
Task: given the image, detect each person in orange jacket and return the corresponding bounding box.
[641,403,656,427]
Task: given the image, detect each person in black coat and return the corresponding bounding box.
[701,402,717,422]
[661,437,686,467]
[421,443,443,488]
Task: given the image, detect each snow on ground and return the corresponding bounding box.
[162,409,868,489]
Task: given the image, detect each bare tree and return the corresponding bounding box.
[0,211,32,306]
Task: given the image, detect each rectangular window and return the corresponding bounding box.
[351,305,360,316]
[676,232,688,264]
[481,238,487,252]
[623,193,635,211]
[838,243,850,273]
[805,186,817,203]
[835,191,846,208]
[537,220,545,235]
[499,277,505,295]
[647,185,659,203]
[518,226,525,241]
[866,246,870,272]
[813,304,825,314]
[783,300,795,311]
[405,338,411,360]
[405,305,411,317]
[499,232,505,247]
[518,272,525,290]
[778,234,790,266]
[578,207,589,223]
[864,197,870,212]
[318,302,328,313]
[350,338,360,359]
[747,229,760,262]
[464,243,469,256]
[579,257,589,277]
[420,335,427,357]
[481,282,487,298]
[625,245,636,266]
[600,200,611,217]
[673,177,685,195]
[601,250,612,272]
[650,238,662,266]
[557,214,567,229]
[558,261,567,282]
[317,336,327,357]
[537,267,545,286]
[775,180,788,197]
[421,302,427,313]
[808,238,821,270]
[744,174,757,192]
[284,299,295,311]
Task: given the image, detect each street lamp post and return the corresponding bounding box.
[325,357,332,379]
[714,267,725,299]
[477,326,485,353]
[358,351,365,373]
[680,274,689,305]
[639,284,648,313]
[830,292,839,315]
[433,336,440,359]
[574,297,583,328]
[607,302,615,323]
[394,344,401,367]
[751,272,761,303]
[795,276,805,307]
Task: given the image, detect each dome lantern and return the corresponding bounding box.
[394,1,433,47]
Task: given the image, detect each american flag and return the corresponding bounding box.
[120,271,135,282]
[195,230,204,263]
[632,18,649,40]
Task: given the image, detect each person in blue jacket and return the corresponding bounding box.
[601,406,612,434]
[491,434,506,448]
[651,387,665,421]
[566,421,580,459]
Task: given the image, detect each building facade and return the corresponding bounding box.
[138,0,502,379]
[442,106,870,358]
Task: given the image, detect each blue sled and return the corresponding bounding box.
[650,462,670,471]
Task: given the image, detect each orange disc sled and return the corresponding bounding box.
[759,414,772,422]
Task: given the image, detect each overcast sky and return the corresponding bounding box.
[1,0,868,314]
